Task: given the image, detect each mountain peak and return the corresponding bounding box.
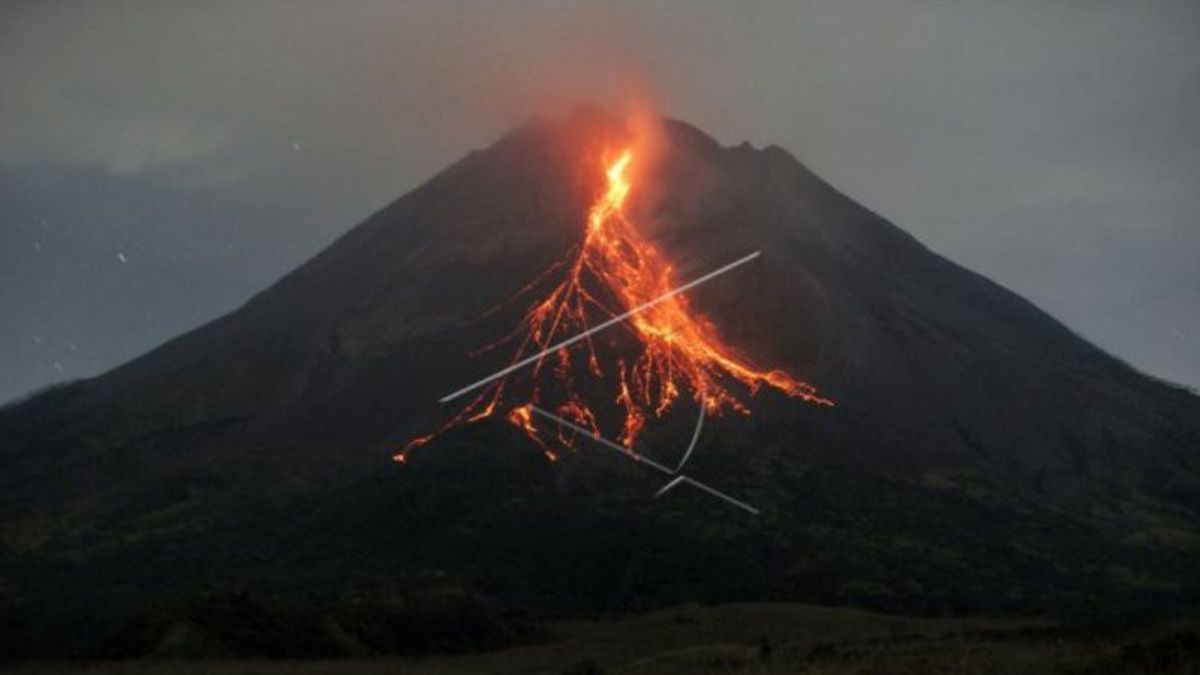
[2,111,1198,656]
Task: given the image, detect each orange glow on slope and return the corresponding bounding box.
[398,146,831,462]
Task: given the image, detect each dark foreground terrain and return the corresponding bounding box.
[6,602,1200,675]
[3,109,1198,664]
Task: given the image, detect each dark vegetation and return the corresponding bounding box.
[2,109,1198,663]
[1,421,1196,658]
[4,602,1200,673]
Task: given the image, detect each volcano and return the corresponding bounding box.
[2,108,1199,657]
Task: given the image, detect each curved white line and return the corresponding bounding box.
[530,405,758,515]
[674,401,705,473]
[654,475,759,515]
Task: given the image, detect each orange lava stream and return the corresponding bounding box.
[396,147,831,463]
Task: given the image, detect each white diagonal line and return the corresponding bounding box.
[654,475,688,497]
[654,475,760,515]
[439,250,762,404]
[530,405,674,474]
[532,405,758,516]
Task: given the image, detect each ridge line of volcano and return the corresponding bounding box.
[438,250,762,404]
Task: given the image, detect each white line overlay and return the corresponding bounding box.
[675,403,705,473]
[439,250,762,404]
[530,405,674,474]
[653,475,760,515]
[531,405,759,516]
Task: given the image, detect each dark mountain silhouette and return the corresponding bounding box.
[2,108,1198,658]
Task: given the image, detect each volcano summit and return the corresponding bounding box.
[2,108,1198,658]
[402,138,833,511]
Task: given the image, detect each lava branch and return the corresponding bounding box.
[396,147,832,464]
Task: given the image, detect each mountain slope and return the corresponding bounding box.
[1,108,1198,657]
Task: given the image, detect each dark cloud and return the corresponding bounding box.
[2,1,1198,402]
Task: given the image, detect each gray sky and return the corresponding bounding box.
[2,1,1198,404]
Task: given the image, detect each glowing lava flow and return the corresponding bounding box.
[397,147,831,463]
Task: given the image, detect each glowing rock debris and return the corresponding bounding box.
[397,147,831,464]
